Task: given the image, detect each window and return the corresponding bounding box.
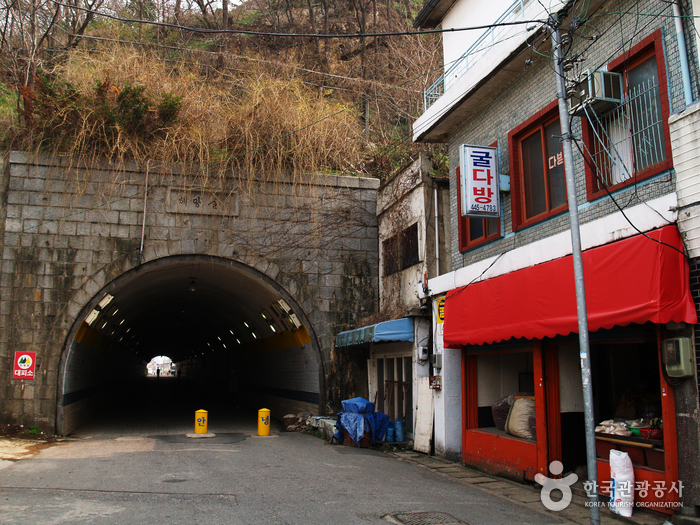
[374,355,413,434]
[582,30,672,199]
[457,152,501,252]
[383,223,419,276]
[509,102,568,229]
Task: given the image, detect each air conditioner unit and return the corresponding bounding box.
[568,70,623,117]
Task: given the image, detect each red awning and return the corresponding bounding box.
[444,226,697,348]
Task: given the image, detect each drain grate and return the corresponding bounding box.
[385,511,468,525]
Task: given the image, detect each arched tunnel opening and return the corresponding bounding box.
[57,255,324,436]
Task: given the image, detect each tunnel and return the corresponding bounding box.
[56,255,324,436]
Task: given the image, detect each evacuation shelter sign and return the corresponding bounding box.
[13,351,36,379]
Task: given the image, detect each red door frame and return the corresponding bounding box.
[461,342,550,480]
[544,344,562,467]
[593,328,680,513]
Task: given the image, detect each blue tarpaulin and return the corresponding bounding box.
[333,397,390,446]
[341,397,374,414]
[335,318,414,347]
[336,412,390,445]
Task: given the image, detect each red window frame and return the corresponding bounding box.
[456,144,501,252]
[581,30,673,201]
[508,100,568,231]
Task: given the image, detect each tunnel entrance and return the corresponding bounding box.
[57,255,323,436]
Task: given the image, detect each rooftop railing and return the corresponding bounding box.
[424,0,535,111]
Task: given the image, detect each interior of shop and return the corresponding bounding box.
[469,329,664,474]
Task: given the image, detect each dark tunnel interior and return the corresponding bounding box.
[57,256,322,435]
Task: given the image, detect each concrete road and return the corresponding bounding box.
[0,428,572,525]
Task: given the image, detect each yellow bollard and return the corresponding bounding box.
[258,408,271,436]
[195,409,208,434]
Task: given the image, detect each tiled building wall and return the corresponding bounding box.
[447,0,696,271]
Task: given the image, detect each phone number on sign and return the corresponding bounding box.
[470,204,497,213]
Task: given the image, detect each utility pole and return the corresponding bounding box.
[550,12,601,525]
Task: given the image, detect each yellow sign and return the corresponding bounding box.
[437,297,445,324]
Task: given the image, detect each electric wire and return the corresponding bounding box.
[446,1,688,300]
[13,0,689,265]
[21,53,453,233]
[573,137,688,260]
[49,0,550,39]
[21,15,539,236]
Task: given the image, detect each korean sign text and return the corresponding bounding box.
[460,145,500,218]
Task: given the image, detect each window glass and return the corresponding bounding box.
[486,217,498,236]
[585,42,669,198]
[376,359,385,413]
[402,224,419,269]
[386,357,395,419]
[521,131,546,219]
[383,223,419,276]
[383,237,399,275]
[469,217,484,240]
[627,56,665,172]
[545,120,566,209]
[403,356,413,433]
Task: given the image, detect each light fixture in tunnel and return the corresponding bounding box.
[97,294,114,309]
[270,324,277,333]
[243,321,250,328]
[277,299,291,313]
[288,313,302,329]
[85,309,100,326]
[188,279,196,292]
[260,309,270,320]
[111,308,119,316]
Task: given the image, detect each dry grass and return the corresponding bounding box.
[5,46,367,180]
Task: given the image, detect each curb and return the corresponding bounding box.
[387,451,669,525]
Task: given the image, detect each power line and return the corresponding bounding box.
[45,34,424,96]
[50,0,548,39]
[572,137,688,260]
[22,51,449,233]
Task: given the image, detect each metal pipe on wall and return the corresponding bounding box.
[434,186,440,277]
[674,0,694,107]
[138,160,151,266]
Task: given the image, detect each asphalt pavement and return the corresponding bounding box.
[0,378,669,524]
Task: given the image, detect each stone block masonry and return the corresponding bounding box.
[0,151,379,432]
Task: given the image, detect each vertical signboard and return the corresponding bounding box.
[436,297,445,324]
[460,144,500,217]
[13,351,36,379]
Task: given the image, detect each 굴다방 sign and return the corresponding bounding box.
[460,144,500,218]
[13,351,36,379]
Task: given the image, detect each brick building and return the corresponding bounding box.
[413,0,700,515]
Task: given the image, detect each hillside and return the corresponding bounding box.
[0,0,446,179]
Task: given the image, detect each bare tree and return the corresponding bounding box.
[10,0,60,87]
[63,0,106,48]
